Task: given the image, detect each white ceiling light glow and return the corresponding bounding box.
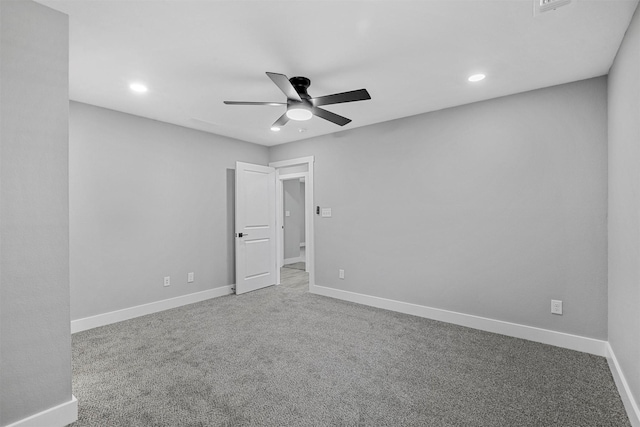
[270,126,281,132]
[129,82,148,93]
[468,74,486,82]
[286,108,313,121]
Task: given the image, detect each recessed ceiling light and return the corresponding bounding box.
[286,108,313,121]
[129,82,148,93]
[270,126,281,132]
[468,74,486,82]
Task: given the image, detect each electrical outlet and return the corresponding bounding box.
[551,299,563,315]
[339,269,345,279]
[164,276,171,287]
[188,272,194,283]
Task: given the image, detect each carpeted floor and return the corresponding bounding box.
[69,269,630,426]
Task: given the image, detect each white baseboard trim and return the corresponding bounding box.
[310,285,607,356]
[606,343,640,426]
[284,256,303,265]
[6,395,77,427]
[71,286,234,333]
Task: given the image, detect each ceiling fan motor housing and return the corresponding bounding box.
[287,76,313,119]
[289,76,311,99]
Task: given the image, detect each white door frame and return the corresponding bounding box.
[269,156,315,289]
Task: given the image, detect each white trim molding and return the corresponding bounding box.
[606,343,640,426]
[269,156,315,169]
[6,395,77,427]
[71,286,234,333]
[310,285,607,356]
[284,256,304,265]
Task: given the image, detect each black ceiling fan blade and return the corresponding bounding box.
[311,107,352,126]
[310,89,371,107]
[272,112,290,127]
[223,101,286,106]
[266,72,302,102]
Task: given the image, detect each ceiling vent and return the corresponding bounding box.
[534,0,573,16]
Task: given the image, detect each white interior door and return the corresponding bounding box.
[235,162,277,294]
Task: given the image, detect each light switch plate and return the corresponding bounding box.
[285,210,291,217]
[188,272,194,283]
[321,208,332,218]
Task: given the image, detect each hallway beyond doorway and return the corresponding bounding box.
[280,264,308,292]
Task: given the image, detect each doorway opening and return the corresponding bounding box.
[282,177,306,270]
[280,176,308,292]
[270,156,315,292]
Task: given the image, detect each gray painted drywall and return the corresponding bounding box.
[283,180,302,260]
[608,3,640,413]
[69,102,269,320]
[270,77,608,339]
[0,1,72,425]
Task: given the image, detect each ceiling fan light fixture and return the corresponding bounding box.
[286,108,313,121]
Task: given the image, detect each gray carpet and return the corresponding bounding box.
[283,261,305,271]
[69,269,630,426]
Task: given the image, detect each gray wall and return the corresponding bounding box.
[608,3,640,413]
[0,1,72,425]
[270,77,608,339]
[69,102,269,320]
[283,179,302,260]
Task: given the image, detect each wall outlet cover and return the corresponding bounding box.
[551,299,563,315]
[164,276,171,287]
[188,272,194,283]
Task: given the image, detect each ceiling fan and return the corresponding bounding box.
[224,72,371,129]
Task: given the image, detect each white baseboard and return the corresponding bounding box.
[606,343,640,426]
[6,395,77,427]
[310,285,607,356]
[284,256,303,265]
[71,286,234,333]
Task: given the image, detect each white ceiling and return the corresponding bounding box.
[38,0,638,146]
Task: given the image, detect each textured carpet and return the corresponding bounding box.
[283,261,305,271]
[69,270,630,426]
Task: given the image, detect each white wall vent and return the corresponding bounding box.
[534,0,573,16]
